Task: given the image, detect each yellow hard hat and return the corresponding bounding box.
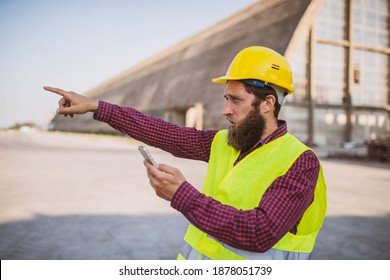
[212,46,295,94]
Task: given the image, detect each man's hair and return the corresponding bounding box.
[243,83,281,118]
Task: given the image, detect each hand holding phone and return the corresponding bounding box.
[138,146,157,167]
[139,146,186,202]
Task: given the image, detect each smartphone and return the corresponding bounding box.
[138,146,157,166]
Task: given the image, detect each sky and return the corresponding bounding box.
[0,0,256,129]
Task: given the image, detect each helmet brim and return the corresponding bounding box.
[211,76,229,84]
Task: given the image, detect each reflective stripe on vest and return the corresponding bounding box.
[179,130,327,260]
[178,240,311,260]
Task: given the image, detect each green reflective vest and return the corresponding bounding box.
[178,130,327,260]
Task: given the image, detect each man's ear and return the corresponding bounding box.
[261,95,276,114]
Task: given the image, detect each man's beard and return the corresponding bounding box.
[227,107,266,152]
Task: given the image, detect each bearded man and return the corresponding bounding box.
[45,46,327,260]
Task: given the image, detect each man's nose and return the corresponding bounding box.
[223,102,233,116]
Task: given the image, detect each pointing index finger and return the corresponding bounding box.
[43,86,68,97]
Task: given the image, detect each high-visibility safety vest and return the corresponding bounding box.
[177,130,327,260]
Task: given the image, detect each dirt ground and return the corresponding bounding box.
[0,129,389,260]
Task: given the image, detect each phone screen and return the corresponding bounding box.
[138,146,157,166]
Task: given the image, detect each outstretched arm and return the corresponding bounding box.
[45,86,217,161]
[44,86,98,117]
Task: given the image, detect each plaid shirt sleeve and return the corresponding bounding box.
[171,150,319,253]
[94,101,217,161]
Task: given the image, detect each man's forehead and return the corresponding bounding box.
[224,81,246,96]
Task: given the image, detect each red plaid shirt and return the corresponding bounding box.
[94,101,319,253]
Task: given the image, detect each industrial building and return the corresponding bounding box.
[51,0,390,148]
